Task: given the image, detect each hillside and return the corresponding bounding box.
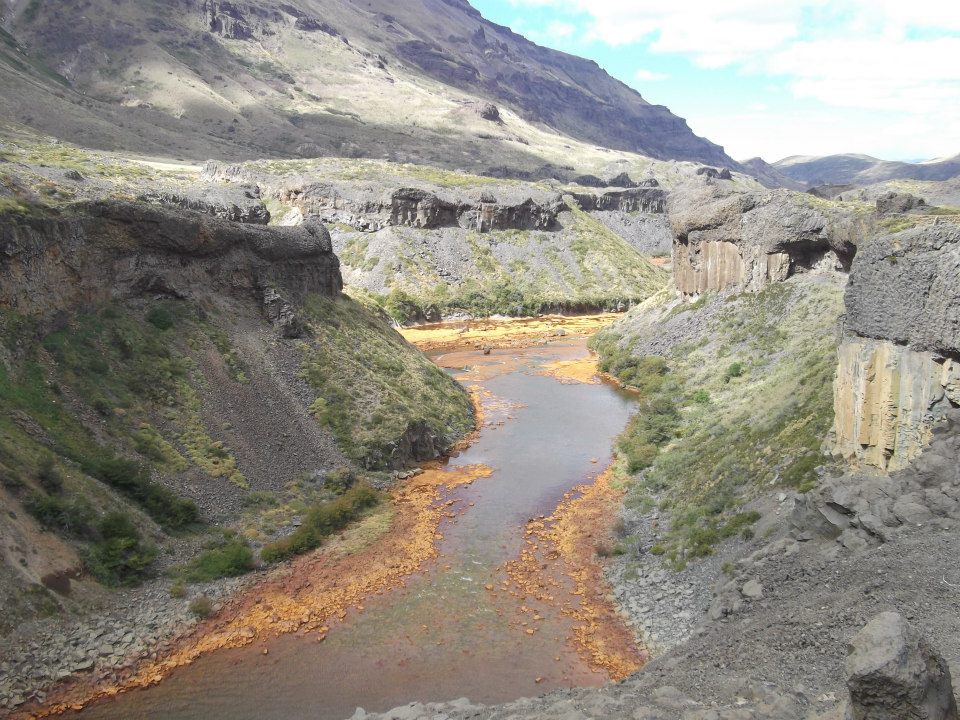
[0,0,733,173]
[775,152,960,187]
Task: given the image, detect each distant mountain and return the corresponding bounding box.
[774,153,960,187]
[739,157,805,190]
[0,0,735,169]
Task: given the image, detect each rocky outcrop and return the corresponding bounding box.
[844,224,960,357]
[0,202,341,330]
[792,408,960,549]
[140,184,270,225]
[876,192,925,215]
[832,341,959,470]
[832,223,960,470]
[571,188,666,214]
[203,0,253,39]
[846,612,958,720]
[669,180,859,297]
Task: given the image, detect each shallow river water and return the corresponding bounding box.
[74,339,637,720]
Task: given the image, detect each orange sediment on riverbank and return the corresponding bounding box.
[399,314,621,353]
[32,462,492,718]
[501,469,647,681]
[538,356,601,385]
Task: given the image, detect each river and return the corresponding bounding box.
[68,335,639,720]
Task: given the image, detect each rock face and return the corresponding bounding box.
[140,184,270,224]
[0,202,341,329]
[668,179,858,297]
[876,192,925,215]
[571,188,666,214]
[792,408,960,547]
[844,224,960,357]
[833,340,959,470]
[833,223,960,469]
[846,612,958,720]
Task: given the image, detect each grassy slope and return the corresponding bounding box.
[299,294,474,466]
[0,293,472,629]
[592,277,844,567]
[340,203,670,321]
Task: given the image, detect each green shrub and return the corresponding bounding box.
[170,580,187,598]
[80,453,199,531]
[25,492,96,539]
[179,534,254,582]
[85,512,158,586]
[261,482,380,563]
[724,362,744,381]
[189,595,214,618]
[146,307,175,331]
[37,456,63,494]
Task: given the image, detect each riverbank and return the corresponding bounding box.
[13,315,647,719]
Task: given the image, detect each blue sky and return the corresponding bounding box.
[471,0,960,162]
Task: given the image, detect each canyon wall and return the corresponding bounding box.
[832,221,960,470]
[668,179,859,297]
[0,201,342,328]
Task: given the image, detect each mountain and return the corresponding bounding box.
[0,0,734,172]
[774,152,960,187]
[739,157,805,190]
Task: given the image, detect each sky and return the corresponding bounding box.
[470,0,960,162]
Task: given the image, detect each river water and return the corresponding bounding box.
[74,339,637,720]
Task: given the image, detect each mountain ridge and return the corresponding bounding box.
[0,0,735,172]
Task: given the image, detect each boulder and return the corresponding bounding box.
[846,612,958,720]
[876,192,925,215]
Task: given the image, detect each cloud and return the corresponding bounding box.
[634,68,669,82]
[505,0,960,119]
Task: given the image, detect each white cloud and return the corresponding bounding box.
[504,0,960,157]
[634,68,668,82]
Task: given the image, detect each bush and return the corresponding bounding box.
[170,580,187,599]
[146,307,175,331]
[25,492,96,539]
[85,512,158,586]
[80,453,199,531]
[261,482,380,563]
[724,362,744,381]
[189,595,214,618]
[37,456,63,494]
[179,535,254,582]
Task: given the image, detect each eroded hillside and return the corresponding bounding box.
[0,193,473,703]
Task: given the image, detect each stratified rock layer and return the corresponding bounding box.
[0,201,342,323]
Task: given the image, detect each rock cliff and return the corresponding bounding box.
[832,221,960,470]
[668,178,861,297]
[0,201,342,324]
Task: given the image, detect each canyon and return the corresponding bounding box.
[0,1,958,719]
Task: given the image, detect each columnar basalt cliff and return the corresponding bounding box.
[832,222,960,470]
[668,179,860,297]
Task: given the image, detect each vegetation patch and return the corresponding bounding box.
[299,294,473,468]
[596,279,844,567]
[175,532,255,583]
[260,481,381,563]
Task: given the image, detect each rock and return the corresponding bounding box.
[64,169,84,182]
[0,201,342,317]
[876,192,925,215]
[846,612,958,720]
[141,183,271,225]
[741,579,764,599]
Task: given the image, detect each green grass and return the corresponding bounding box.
[299,294,473,468]
[176,533,255,583]
[596,279,844,567]
[261,482,381,563]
